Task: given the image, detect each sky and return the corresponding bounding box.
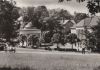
[14,0,89,15]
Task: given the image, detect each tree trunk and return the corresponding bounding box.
[72,44,73,50]
[57,43,59,50]
[22,42,24,47]
[78,42,80,52]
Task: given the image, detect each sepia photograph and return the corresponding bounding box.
[0,0,100,70]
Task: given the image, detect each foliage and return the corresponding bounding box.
[51,33,61,44]
[22,6,49,29]
[67,33,77,49]
[92,20,100,51]
[67,33,77,44]
[51,32,66,49]
[87,1,98,15]
[0,66,34,70]
[45,17,63,31]
[49,9,73,20]
[57,9,73,20]
[43,31,54,43]
[51,32,61,48]
[81,26,96,50]
[94,66,100,70]
[0,0,20,43]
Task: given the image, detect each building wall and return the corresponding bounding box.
[71,27,93,39]
[63,21,76,33]
[19,29,41,47]
[71,28,77,34]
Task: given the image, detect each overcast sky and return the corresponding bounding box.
[14,0,88,15]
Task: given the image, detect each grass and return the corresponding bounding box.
[0,50,100,70]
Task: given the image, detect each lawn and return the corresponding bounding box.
[0,50,100,70]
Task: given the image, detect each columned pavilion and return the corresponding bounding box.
[19,22,41,48]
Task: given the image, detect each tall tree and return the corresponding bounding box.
[42,16,64,43]
[58,9,73,20]
[32,6,49,29]
[92,21,100,51]
[0,0,20,43]
[49,9,73,20]
[67,33,77,49]
[51,32,61,49]
[22,7,34,22]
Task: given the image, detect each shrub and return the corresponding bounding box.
[0,66,36,70]
[94,66,100,70]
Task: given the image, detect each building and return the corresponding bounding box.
[61,20,76,33]
[71,16,100,48]
[71,16,100,39]
[18,17,41,47]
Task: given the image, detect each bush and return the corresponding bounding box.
[0,66,36,70]
[0,46,5,51]
[94,66,100,70]
[45,47,52,51]
[54,48,77,52]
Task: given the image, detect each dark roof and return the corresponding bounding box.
[72,16,100,28]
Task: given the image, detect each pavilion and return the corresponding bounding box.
[19,22,41,47]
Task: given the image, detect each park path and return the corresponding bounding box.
[0,47,100,56]
[12,48,100,56]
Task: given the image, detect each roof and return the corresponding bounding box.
[24,22,33,29]
[72,16,100,28]
[17,16,23,21]
[61,20,76,25]
[20,22,34,29]
[62,20,69,25]
[71,20,76,24]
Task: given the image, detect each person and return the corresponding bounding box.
[82,47,85,54]
[5,43,9,52]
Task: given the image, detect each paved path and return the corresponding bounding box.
[0,47,100,56]
[15,48,100,55]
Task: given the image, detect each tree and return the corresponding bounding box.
[49,9,73,20]
[56,9,73,20]
[51,32,61,49]
[22,7,34,22]
[32,6,49,29]
[80,26,96,51]
[45,17,63,31]
[92,21,100,51]
[42,15,64,43]
[59,0,100,15]
[51,31,66,49]
[43,31,54,43]
[67,33,77,49]
[21,6,49,29]
[88,34,96,50]
[0,0,20,44]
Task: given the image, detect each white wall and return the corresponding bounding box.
[71,29,77,34]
